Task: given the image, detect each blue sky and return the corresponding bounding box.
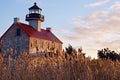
[0,0,120,58]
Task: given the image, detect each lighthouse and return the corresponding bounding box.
[26,2,44,31]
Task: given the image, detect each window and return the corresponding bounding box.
[0,48,1,52]
[48,42,50,49]
[16,28,21,36]
[41,41,44,49]
[52,41,55,48]
[59,45,61,50]
[31,43,33,48]
[33,40,37,47]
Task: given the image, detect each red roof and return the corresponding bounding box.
[17,22,62,44]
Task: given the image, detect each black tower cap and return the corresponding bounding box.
[29,2,42,10]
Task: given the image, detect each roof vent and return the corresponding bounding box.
[14,17,20,23]
[46,27,52,32]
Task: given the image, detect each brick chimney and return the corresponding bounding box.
[46,27,52,32]
[14,17,20,23]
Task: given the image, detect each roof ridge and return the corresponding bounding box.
[17,22,63,44]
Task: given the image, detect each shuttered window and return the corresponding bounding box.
[16,28,21,36]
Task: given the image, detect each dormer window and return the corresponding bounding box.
[16,28,21,36]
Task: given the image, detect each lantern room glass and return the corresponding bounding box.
[29,9,41,14]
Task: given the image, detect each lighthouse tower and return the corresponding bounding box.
[26,2,44,31]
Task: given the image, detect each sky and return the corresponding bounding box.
[0,0,120,58]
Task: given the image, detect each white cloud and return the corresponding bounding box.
[61,11,120,58]
[86,0,109,7]
[110,2,120,10]
[78,11,120,41]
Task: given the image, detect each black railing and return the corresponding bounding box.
[26,13,44,22]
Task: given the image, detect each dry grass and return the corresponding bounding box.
[0,50,120,80]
